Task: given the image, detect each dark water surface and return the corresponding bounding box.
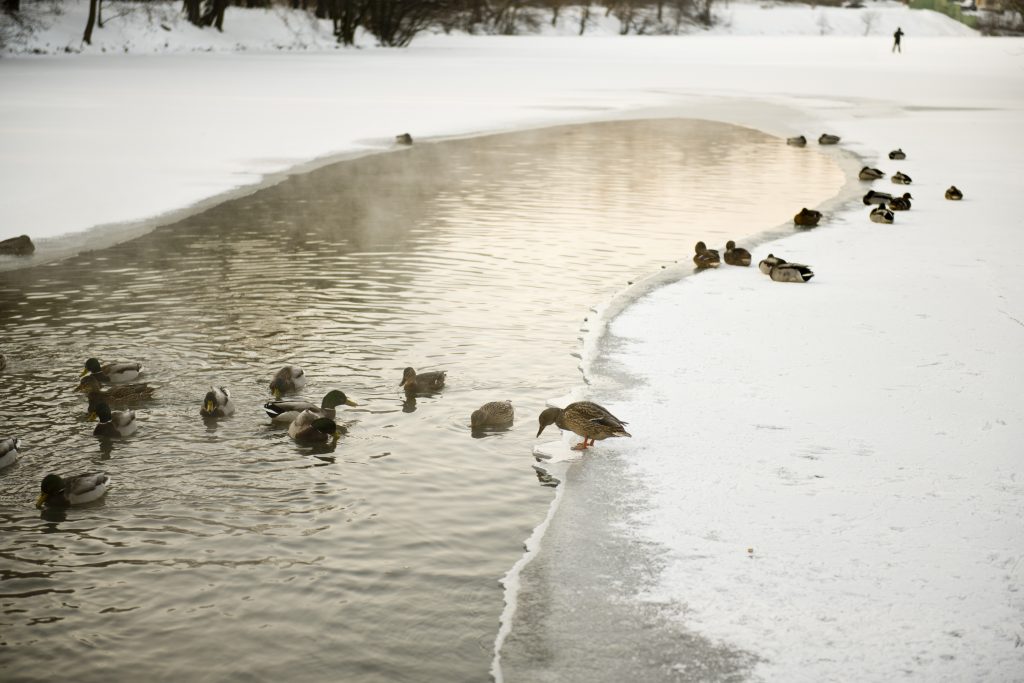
[0,119,842,682]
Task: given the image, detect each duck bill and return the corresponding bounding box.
[345,399,358,407]
[80,368,89,377]
[332,431,341,442]
[536,424,547,438]
[87,411,97,421]
[35,493,47,509]
[203,400,215,414]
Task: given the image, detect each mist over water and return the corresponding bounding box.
[0,119,842,682]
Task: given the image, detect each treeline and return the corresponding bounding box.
[1,0,724,47]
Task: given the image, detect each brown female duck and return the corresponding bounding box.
[536,401,631,451]
[400,367,446,395]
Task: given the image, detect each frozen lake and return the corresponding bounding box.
[0,118,843,682]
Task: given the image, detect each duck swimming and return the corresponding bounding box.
[945,186,963,200]
[888,193,913,211]
[471,401,515,430]
[723,240,751,267]
[289,415,342,445]
[400,367,446,395]
[536,401,631,451]
[794,208,822,227]
[859,166,886,181]
[786,135,807,147]
[693,241,720,269]
[891,171,912,185]
[82,358,143,384]
[90,402,138,438]
[36,472,111,508]
[0,437,21,470]
[200,386,235,417]
[870,204,895,224]
[264,389,358,423]
[269,365,306,398]
[888,148,906,160]
[818,133,840,145]
[84,383,156,414]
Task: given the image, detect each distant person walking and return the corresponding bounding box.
[893,26,904,53]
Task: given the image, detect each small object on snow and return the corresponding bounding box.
[395,133,413,145]
[888,148,906,160]
[0,234,35,256]
[818,133,840,145]
[723,240,751,267]
[888,192,913,211]
[536,401,631,451]
[945,185,963,201]
[892,171,912,185]
[870,204,895,224]
[693,241,720,269]
[747,547,754,555]
[863,190,893,206]
[160,23,172,31]
[786,135,807,147]
[858,166,885,181]
[794,207,822,227]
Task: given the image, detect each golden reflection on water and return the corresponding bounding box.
[0,119,842,683]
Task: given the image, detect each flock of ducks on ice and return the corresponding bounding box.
[2,131,963,510]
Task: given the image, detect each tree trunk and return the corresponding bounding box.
[83,0,98,44]
[578,5,589,35]
[183,0,202,25]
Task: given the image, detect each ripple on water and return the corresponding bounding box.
[0,119,843,683]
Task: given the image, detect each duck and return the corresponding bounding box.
[723,240,751,267]
[758,253,788,275]
[888,148,906,160]
[471,401,515,430]
[786,135,807,147]
[891,171,912,185]
[400,367,446,395]
[90,402,138,438]
[85,384,155,414]
[863,190,893,205]
[818,133,840,145]
[537,401,631,451]
[200,386,235,417]
[767,262,815,283]
[870,204,895,224]
[36,472,111,508]
[794,208,822,227]
[945,185,963,200]
[693,241,720,269]
[82,358,143,384]
[269,365,306,398]
[0,437,21,470]
[264,389,358,423]
[289,415,342,445]
[888,192,913,211]
[858,166,886,181]
[395,133,413,145]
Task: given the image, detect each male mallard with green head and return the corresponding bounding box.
[794,208,822,227]
[269,365,306,398]
[0,437,21,470]
[289,415,343,445]
[200,386,235,418]
[536,401,631,451]
[471,401,515,430]
[723,240,751,267]
[36,472,110,508]
[82,357,143,384]
[90,402,138,438]
[400,367,446,396]
[693,241,720,269]
[265,389,358,423]
[863,190,893,206]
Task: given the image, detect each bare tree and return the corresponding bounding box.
[2,0,19,14]
[364,0,450,46]
[83,0,98,43]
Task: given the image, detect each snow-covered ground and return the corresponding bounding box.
[2,2,1022,679]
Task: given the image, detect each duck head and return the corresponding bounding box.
[36,474,65,509]
[537,407,562,437]
[90,402,113,423]
[82,357,103,377]
[322,389,357,409]
[400,367,417,388]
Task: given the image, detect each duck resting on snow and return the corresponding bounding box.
[888,193,913,211]
[794,208,823,227]
[858,166,886,181]
[870,204,895,224]
[786,135,807,147]
[723,240,751,267]
[536,401,631,451]
[693,241,720,269]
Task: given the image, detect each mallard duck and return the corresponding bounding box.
[395,133,413,145]
[786,135,807,147]
[870,204,894,224]
[888,192,913,211]
[264,389,357,423]
[945,186,963,200]
[767,262,814,283]
[289,416,342,445]
[794,208,822,227]
[36,472,110,508]
[200,386,235,417]
[723,240,751,267]
[758,253,787,275]
[818,133,840,145]
[891,171,912,185]
[888,148,906,160]
[858,166,886,181]
[537,401,631,451]
[82,358,143,384]
[269,365,306,398]
[693,241,720,269]
[471,401,515,430]
[90,402,137,438]
[400,367,446,395]
[863,190,893,206]
[82,380,155,413]
[0,437,21,470]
